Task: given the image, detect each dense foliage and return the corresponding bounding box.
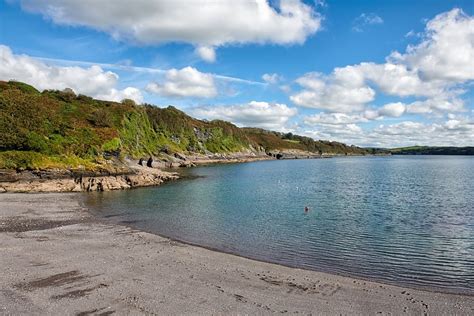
[0,81,368,170]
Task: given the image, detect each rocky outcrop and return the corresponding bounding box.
[184,152,271,165]
[0,168,178,193]
[266,149,336,160]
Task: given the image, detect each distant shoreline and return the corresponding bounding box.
[388,146,474,155]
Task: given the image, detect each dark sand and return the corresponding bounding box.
[1,193,472,315]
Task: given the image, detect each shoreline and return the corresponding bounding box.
[81,189,471,297]
[0,153,381,193]
[99,213,473,298]
[0,154,273,193]
[102,215,473,297]
[1,193,473,315]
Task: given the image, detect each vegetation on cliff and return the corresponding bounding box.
[0,81,368,170]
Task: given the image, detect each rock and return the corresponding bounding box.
[0,169,20,182]
[0,169,178,193]
[147,157,153,168]
[179,161,195,168]
[174,152,187,161]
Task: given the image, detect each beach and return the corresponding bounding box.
[1,193,472,315]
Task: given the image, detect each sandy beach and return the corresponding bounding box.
[0,193,472,315]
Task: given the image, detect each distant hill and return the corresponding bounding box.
[390,146,474,155]
[0,81,368,170]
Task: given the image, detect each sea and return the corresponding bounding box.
[85,156,474,294]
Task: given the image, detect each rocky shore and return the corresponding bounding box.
[1,193,473,315]
[0,165,179,193]
[0,149,362,193]
[0,151,269,193]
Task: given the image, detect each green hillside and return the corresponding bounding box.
[0,81,368,171]
[390,146,474,155]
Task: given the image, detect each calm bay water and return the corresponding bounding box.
[85,156,474,293]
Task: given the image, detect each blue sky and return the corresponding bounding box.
[1,0,473,147]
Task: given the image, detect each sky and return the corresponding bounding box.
[0,0,473,148]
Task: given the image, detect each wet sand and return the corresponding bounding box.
[0,193,472,315]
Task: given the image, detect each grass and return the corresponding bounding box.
[0,151,99,171]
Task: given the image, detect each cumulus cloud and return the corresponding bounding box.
[189,101,297,130]
[391,8,474,82]
[406,97,465,114]
[95,87,143,104]
[304,112,368,125]
[352,13,383,32]
[370,118,474,147]
[0,45,143,103]
[146,67,217,98]
[290,69,375,112]
[378,102,406,117]
[195,46,216,63]
[303,102,405,130]
[301,115,474,148]
[262,73,282,84]
[359,62,445,98]
[18,0,321,60]
[291,8,473,116]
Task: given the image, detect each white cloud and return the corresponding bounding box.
[279,84,292,93]
[96,87,143,104]
[301,116,474,148]
[146,66,217,98]
[290,70,375,112]
[378,102,406,117]
[370,118,474,147]
[359,62,445,98]
[195,46,216,63]
[262,73,282,84]
[301,124,364,144]
[304,112,368,125]
[406,97,465,114]
[189,101,297,130]
[303,103,405,130]
[291,9,473,117]
[352,13,383,32]
[0,45,143,103]
[18,0,321,53]
[391,8,474,82]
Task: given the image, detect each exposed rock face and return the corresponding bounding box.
[266,149,325,160]
[174,152,187,161]
[0,168,178,193]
